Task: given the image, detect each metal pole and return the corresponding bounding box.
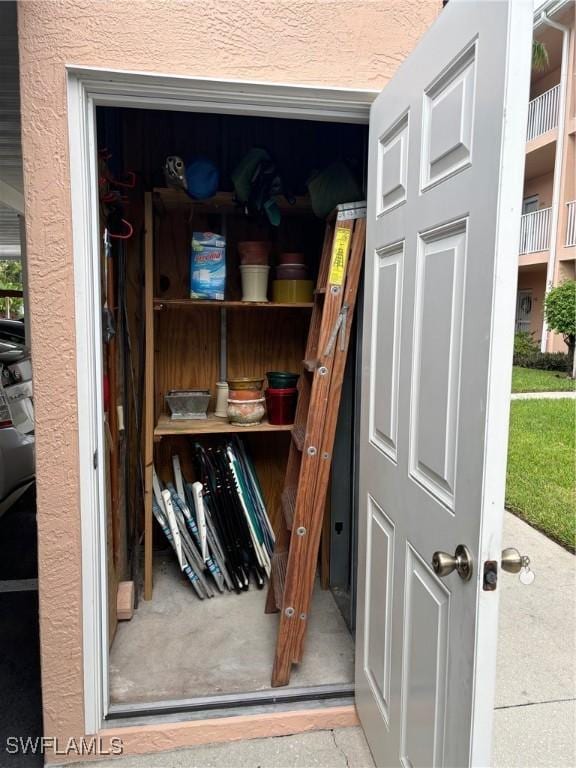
[219,212,227,381]
[538,11,570,352]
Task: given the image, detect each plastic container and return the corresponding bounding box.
[265,387,298,425]
[266,371,299,389]
[272,279,314,304]
[240,265,270,302]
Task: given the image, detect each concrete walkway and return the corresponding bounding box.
[82,513,574,768]
[511,391,576,399]
[492,512,576,768]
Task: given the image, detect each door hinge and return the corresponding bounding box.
[93,449,98,470]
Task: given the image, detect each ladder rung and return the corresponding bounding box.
[291,425,305,451]
[281,485,297,529]
[303,359,319,372]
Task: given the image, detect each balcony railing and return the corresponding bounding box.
[526,84,560,142]
[566,201,576,247]
[519,207,551,254]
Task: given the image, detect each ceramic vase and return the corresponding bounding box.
[214,381,229,417]
[240,265,270,302]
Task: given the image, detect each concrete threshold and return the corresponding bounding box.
[511,391,576,399]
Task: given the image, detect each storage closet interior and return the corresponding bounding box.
[96,105,367,707]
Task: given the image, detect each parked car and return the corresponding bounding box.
[0,318,26,345]
[0,338,34,516]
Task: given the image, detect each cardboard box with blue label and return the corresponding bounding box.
[190,232,226,300]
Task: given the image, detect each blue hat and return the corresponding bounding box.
[185,158,219,200]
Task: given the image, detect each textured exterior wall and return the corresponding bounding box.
[517,265,547,342]
[522,11,575,352]
[16,0,440,753]
[523,171,554,208]
[531,65,561,99]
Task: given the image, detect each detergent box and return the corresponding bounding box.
[190,232,226,300]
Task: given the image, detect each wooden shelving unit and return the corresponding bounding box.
[143,188,322,599]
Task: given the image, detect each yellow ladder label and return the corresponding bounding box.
[328,226,352,286]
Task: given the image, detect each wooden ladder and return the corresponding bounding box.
[266,201,367,687]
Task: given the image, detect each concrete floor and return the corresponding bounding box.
[79,728,373,768]
[83,513,576,768]
[0,488,43,768]
[99,512,575,767]
[491,512,576,768]
[110,555,354,704]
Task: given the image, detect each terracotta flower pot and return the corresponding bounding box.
[276,264,308,280]
[238,241,272,265]
[229,388,262,400]
[227,376,264,391]
[278,252,306,265]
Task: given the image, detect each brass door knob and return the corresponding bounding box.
[432,545,473,581]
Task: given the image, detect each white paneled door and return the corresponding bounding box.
[355,2,532,766]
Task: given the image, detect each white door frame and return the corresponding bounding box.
[66,66,376,734]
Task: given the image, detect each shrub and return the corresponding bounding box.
[514,331,539,357]
[513,352,570,372]
[544,280,576,366]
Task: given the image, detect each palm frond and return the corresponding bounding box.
[532,40,549,73]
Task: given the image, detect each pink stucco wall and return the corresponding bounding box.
[16,0,440,751]
[523,171,555,208]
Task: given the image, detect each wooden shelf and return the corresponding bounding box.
[154,298,313,311]
[155,413,293,437]
[153,188,314,216]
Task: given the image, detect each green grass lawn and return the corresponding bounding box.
[512,366,576,393]
[506,399,575,551]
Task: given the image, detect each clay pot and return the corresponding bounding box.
[238,241,272,265]
[229,388,262,401]
[279,252,305,265]
[276,264,308,280]
[227,376,264,391]
[227,397,266,426]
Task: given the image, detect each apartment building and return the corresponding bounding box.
[517,0,575,351]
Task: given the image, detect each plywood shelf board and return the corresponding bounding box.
[155,413,293,436]
[154,299,313,310]
[153,188,314,216]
